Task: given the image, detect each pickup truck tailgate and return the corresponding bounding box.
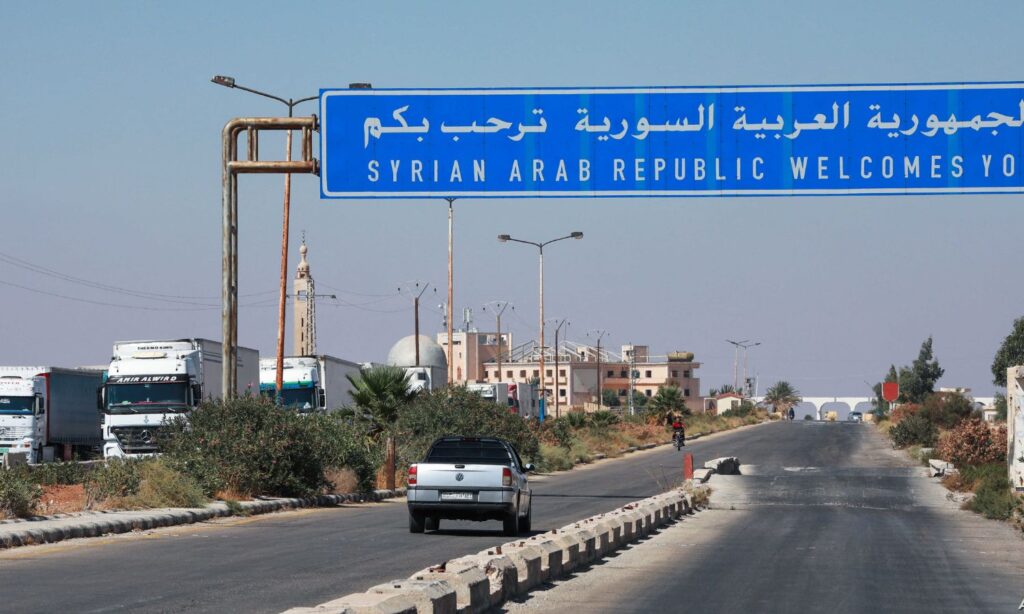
[416,464,503,489]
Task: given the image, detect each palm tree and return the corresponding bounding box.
[647,385,690,424]
[709,384,739,397]
[763,381,801,416]
[343,366,417,489]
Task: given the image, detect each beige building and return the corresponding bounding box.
[444,335,702,414]
[438,330,512,384]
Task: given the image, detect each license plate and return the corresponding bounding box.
[440,491,475,501]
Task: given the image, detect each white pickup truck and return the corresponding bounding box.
[407,436,534,536]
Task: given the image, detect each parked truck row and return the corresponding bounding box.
[2,338,541,464]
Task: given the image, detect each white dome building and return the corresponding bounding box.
[386,335,448,369]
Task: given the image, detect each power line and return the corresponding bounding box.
[0,249,275,304]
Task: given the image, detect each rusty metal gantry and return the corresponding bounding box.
[221,116,319,397]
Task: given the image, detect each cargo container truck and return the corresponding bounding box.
[259,355,361,411]
[99,339,258,458]
[0,366,104,463]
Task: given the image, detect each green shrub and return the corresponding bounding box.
[128,460,207,508]
[920,392,974,429]
[803,415,813,421]
[546,419,575,449]
[0,469,41,518]
[537,443,574,472]
[961,464,1019,520]
[936,419,1006,469]
[86,458,142,505]
[31,461,88,486]
[590,411,621,427]
[159,397,373,498]
[395,387,541,465]
[889,413,937,448]
[564,412,589,429]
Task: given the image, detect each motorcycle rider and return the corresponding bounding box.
[671,414,685,447]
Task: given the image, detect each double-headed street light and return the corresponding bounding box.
[498,232,583,419]
[211,75,319,402]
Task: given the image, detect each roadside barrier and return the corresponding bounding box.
[282,485,707,614]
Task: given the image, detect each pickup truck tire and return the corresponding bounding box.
[409,511,426,534]
[518,503,532,533]
[425,515,440,532]
[503,507,520,537]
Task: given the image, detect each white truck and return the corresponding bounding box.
[259,355,361,411]
[508,382,539,419]
[99,339,259,458]
[405,365,446,393]
[0,367,104,463]
[407,436,533,536]
[467,382,510,407]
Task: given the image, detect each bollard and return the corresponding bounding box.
[683,453,694,481]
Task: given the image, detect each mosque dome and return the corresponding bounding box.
[386,335,448,369]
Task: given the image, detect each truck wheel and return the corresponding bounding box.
[518,504,532,534]
[503,508,520,537]
[409,511,426,534]
[425,515,440,532]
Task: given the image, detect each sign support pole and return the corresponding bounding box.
[446,197,456,385]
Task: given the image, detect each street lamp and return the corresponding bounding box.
[211,75,321,403]
[498,232,583,420]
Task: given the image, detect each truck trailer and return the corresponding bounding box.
[0,366,104,463]
[99,339,258,458]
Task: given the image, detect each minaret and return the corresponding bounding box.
[292,239,316,356]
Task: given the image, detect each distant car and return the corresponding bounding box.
[848,411,863,423]
[407,436,533,536]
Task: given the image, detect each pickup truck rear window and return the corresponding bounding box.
[425,440,512,465]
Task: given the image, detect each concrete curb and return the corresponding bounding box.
[0,488,406,550]
[286,486,707,614]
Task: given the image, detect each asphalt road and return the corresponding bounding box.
[506,421,1024,613]
[0,423,763,613]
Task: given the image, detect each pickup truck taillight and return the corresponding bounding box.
[408,465,417,486]
[502,467,512,487]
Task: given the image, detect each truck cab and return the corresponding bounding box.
[259,357,325,411]
[0,376,44,463]
[101,345,201,458]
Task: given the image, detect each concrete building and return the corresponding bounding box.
[437,330,513,384]
[460,337,702,414]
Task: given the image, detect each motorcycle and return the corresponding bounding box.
[672,429,685,450]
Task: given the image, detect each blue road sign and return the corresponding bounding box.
[319,82,1024,199]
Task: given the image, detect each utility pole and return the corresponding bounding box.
[483,301,511,382]
[628,345,637,416]
[588,330,609,411]
[399,282,433,367]
[726,339,749,391]
[551,318,568,418]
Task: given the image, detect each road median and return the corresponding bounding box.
[282,484,708,614]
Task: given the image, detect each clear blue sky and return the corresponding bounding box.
[2,1,1022,396]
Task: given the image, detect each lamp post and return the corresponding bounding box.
[741,341,761,397]
[725,339,749,392]
[498,232,583,420]
[211,75,320,402]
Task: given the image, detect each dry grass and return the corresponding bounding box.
[324,468,360,494]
